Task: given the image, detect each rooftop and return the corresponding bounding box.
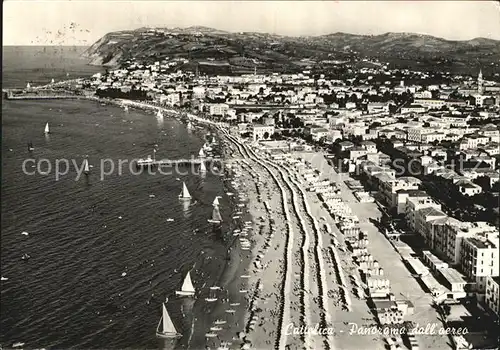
[466,237,498,249]
[439,268,468,285]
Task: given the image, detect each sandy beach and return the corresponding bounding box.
[201,128,452,350]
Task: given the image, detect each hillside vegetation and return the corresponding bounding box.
[83,26,500,75]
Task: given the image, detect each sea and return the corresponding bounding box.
[1,46,237,349]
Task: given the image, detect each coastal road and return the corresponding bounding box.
[297,152,451,350]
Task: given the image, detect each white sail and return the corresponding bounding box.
[212,206,222,222]
[26,82,31,89]
[212,197,219,206]
[51,78,55,84]
[181,271,195,293]
[180,182,191,199]
[157,110,163,118]
[44,122,50,134]
[199,148,206,157]
[162,303,178,334]
[84,159,90,173]
[200,161,207,173]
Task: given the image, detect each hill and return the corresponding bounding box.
[83,27,500,75]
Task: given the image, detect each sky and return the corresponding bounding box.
[3,0,500,45]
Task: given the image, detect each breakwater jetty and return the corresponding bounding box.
[135,157,222,168]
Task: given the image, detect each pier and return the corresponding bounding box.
[135,157,222,168]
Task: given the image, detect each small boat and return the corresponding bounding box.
[175,270,195,296]
[21,254,30,261]
[205,287,218,302]
[179,182,191,200]
[12,342,25,348]
[137,155,155,167]
[27,141,34,152]
[156,299,182,339]
[83,157,90,175]
[205,333,217,338]
[229,302,240,306]
[44,122,50,134]
[224,309,236,314]
[166,218,175,222]
[208,206,222,224]
[214,319,227,325]
[232,216,240,220]
[210,326,223,331]
[226,192,234,196]
[1,276,8,281]
[21,231,29,236]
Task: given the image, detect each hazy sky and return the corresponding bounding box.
[4,1,500,45]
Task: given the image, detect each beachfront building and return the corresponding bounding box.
[205,103,229,116]
[404,195,442,231]
[485,276,500,318]
[460,235,500,296]
[414,207,447,247]
[252,124,275,141]
[379,176,421,208]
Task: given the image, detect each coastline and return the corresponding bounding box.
[3,92,249,349]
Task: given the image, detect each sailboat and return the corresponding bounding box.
[208,206,222,224]
[156,299,182,338]
[51,78,55,84]
[157,110,164,118]
[199,160,207,173]
[178,182,191,200]
[83,157,90,175]
[66,72,70,77]
[44,122,50,134]
[26,82,31,89]
[205,286,219,302]
[175,270,196,296]
[27,141,34,152]
[199,148,206,158]
[124,105,129,112]
[187,121,193,130]
[212,196,220,206]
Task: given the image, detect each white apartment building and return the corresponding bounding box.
[252,124,275,141]
[459,135,491,150]
[414,99,446,109]
[207,103,229,116]
[485,276,500,317]
[421,132,446,144]
[460,236,499,295]
[407,128,434,143]
[405,196,442,231]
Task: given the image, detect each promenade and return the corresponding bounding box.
[296,151,450,350]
